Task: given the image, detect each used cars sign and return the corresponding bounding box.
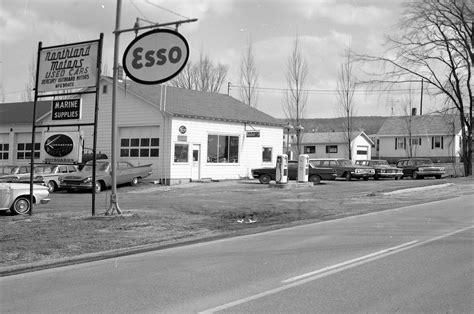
[123,29,189,85]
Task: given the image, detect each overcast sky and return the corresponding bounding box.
[1,0,431,118]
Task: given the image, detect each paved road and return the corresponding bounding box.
[1,194,473,313]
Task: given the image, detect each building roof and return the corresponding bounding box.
[112,77,282,127]
[0,101,52,124]
[301,131,374,145]
[377,115,462,136]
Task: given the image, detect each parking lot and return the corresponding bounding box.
[2,176,473,271]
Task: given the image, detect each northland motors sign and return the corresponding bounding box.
[38,41,99,92]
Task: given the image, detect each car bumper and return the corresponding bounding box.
[40,198,51,205]
[417,171,445,176]
[60,182,93,190]
[377,173,403,178]
[350,173,374,178]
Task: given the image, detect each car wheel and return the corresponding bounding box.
[11,196,31,215]
[46,181,57,193]
[435,175,442,179]
[130,177,139,186]
[309,175,321,184]
[395,176,400,180]
[413,172,419,180]
[259,174,271,184]
[94,181,103,193]
[374,174,379,180]
[363,177,369,181]
[345,172,352,181]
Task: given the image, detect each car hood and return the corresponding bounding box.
[1,182,48,191]
[62,171,106,179]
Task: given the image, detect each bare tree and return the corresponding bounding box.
[336,48,357,160]
[170,51,228,93]
[22,55,36,102]
[357,0,473,175]
[239,37,259,107]
[283,34,308,156]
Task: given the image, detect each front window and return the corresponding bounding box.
[174,143,189,163]
[207,135,239,163]
[326,145,338,153]
[262,147,272,163]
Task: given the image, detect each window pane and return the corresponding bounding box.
[140,149,149,157]
[229,136,239,163]
[121,139,130,147]
[131,138,140,147]
[34,143,40,150]
[174,144,188,162]
[207,135,218,163]
[151,138,159,146]
[141,138,150,146]
[120,149,129,157]
[18,143,24,150]
[150,149,159,157]
[262,147,272,162]
[130,149,139,157]
[2,153,8,159]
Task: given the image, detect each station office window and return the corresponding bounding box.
[207,135,239,163]
[120,137,159,158]
[17,142,40,160]
[262,147,272,162]
[325,145,338,153]
[174,143,189,162]
[0,143,9,160]
[304,146,315,154]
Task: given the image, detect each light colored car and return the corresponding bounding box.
[15,164,79,192]
[0,182,51,215]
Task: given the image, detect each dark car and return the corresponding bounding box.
[395,158,445,179]
[355,159,403,180]
[309,158,375,181]
[251,160,337,184]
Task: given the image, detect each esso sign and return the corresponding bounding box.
[123,29,189,85]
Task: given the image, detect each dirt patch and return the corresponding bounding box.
[1,177,472,270]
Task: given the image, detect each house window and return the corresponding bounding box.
[326,145,338,153]
[395,137,406,150]
[102,85,108,94]
[207,134,239,163]
[174,143,189,162]
[432,136,443,149]
[0,143,9,160]
[304,146,315,154]
[411,137,422,145]
[120,137,159,158]
[17,142,40,160]
[262,147,272,162]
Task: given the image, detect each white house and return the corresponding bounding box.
[374,115,462,163]
[298,131,374,161]
[0,77,284,184]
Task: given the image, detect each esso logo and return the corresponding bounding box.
[123,29,189,85]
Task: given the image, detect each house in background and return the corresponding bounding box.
[374,115,462,163]
[298,131,374,161]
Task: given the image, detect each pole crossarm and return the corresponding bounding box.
[114,18,198,35]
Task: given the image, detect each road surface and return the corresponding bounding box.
[1,194,473,313]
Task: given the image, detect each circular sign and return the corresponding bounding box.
[122,29,190,85]
[179,125,187,134]
[44,134,74,157]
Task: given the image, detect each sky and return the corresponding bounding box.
[0,0,436,118]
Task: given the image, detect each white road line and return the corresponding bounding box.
[199,225,473,314]
[282,240,418,283]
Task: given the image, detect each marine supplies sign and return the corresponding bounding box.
[38,40,99,92]
[52,99,82,120]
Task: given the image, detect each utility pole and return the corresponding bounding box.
[106,0,197,215]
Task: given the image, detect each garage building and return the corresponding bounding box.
[0,77,284,184]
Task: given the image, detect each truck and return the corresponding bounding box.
[59,160,152,193]
[251,160,337,184]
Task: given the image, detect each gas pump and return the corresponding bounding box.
[275,154,288,183]
[298,154,309,182]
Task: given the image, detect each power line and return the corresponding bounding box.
[145,0,190,20]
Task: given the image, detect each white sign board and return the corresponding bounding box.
[38,41,99,92]
[123,29,189,85]
[40,131,83,164]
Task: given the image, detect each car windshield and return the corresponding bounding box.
[34,166,55,174]
[339,160,353,166]
[1,166,15,175]
[82,162,109,172]
[413,160,433,166]
[371,160,389,166]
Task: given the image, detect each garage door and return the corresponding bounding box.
[119,126,160,178]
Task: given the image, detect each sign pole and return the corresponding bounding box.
[106,0,122,215]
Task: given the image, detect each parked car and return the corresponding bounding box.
[0,182,51,215]
[59,160,153,193]
[309,158,375,181]
[251,160,337,184]
[395,158,445,179]
[355,159,403,180]
[0,165,30,182]
[13,164,80,192]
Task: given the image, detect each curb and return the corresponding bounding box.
[382,183,454,195]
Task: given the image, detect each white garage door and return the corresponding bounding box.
[15,132,42,162]
[119,126,160,178]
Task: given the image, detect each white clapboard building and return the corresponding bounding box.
[0,77,283,184]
